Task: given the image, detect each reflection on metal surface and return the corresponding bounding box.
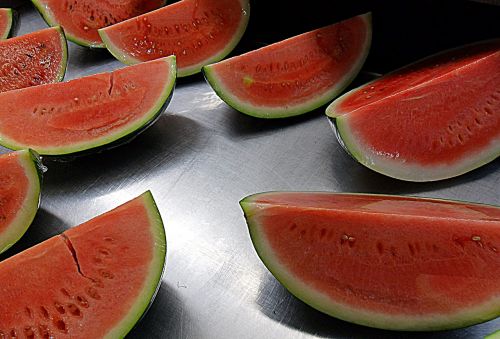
[0,4,498,339]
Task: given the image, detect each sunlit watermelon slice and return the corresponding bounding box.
[0,56,176,156]
[31,0,166,48]
[241,192,500,331]
[99,0,250,77]
[0,150,42,254]
[327,39,500,181]
[203,13,371,118]
[0,191,166,337]
[0,8,13,39]
[0,27,67,93]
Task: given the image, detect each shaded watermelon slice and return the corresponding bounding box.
[0,8,13,39]
[0,150,42,254]
[240,192,500,331]
[327,39,500,181]
[203,13,371,118]
[0,191,166,337]
[0,56,176,156]
[0,27,67,93]
[31,0,166,48]
[99,0,250,77]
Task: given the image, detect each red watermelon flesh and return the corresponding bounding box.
[0,191,166,338]
[241,192,500,331]
[0,8,13,39]
[203,13,371,118]
[327,40,500,181]
[99,0,250,77]
[0,150,41,254]
[31,0,165,48]
[0,56,176,156]
[0,27,67,93]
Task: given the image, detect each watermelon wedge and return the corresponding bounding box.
[99,0,250,77]
[0,27,67,93]
[203,13,372,118]
[0,56,176,156]
[0,8,13,39]
[327,39,500,182]
[0,191,166,337]
[0,150,42,254]
[31,0,166,48]
[240,192,500,331]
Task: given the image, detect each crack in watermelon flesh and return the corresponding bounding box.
[241,192,500,331]
[0,27,67,93]
[0,192,166,338]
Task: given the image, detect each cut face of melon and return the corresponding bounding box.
[0,56,176,156]
[0,191,166,338]
[0,150,42,254]
[203,13,372,118]
[0,27,67,93]
[0,8,13,39]
[327,39,500,181]
[99,0,250,77]
[31,0,166,48]
[241,192,500,331]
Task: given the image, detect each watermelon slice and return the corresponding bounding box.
[99,0,250,77]
[0,56,176,156]
[31,0,166,48]
[327,39,500,181]
[0,150,42,254]
[0,191,166,337]
[240,192,500,331]
[0,27,67,93]
[203,13,372,118]
[0,8,13,39]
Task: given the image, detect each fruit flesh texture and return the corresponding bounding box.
[33,0,165,47]
[243,192,500,329]
[337,42,500,166]
[100,0,249,75]
[0,8,12,39]
[0,27,66,93]
[206,14,370,109]
[0,57,175,154]
[0,193,164,338]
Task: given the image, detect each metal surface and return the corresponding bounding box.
[1,4,499,339]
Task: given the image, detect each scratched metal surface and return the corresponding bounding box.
[0,2,499,339]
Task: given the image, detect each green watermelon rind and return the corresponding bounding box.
[240,192,500,331]
[202,13,372,119]
[333,115,500,182]
[98,0,251,77]
[0,149,42,254]
[105,191,167,338]
[0,56,176,156]
[485,330,500,339]
[54,26,69,82]
[0,8,13,40]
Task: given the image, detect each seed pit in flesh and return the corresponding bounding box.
[54,302,65,314]
[23,327,35,339]
[53,319,67,333]
[40,306,50,320]
[67,303,82,317]
[76,295,89,308]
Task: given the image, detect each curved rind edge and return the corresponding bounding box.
[99,0,250,77]
[0,8,13,40]
[0,149,42,254]
[105,191,167,338]
[55,26,69,82]
[29,0,105,48]
[0,56,177,156]
[239,196,500,331]
[334,115,500,182]
[485,330,500,339]
[203,12,372,119]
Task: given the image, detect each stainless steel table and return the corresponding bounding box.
[1,3,498,339]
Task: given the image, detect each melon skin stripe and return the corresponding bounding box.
[0,8,13,39]
[486,330,500,339]
[202,13,372,119]
[326,40,500,182]
[98,0,250,77]
[0,149,42,254]
[0,191,166,338]
[0,56,176,156]
[240,192,500,331]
